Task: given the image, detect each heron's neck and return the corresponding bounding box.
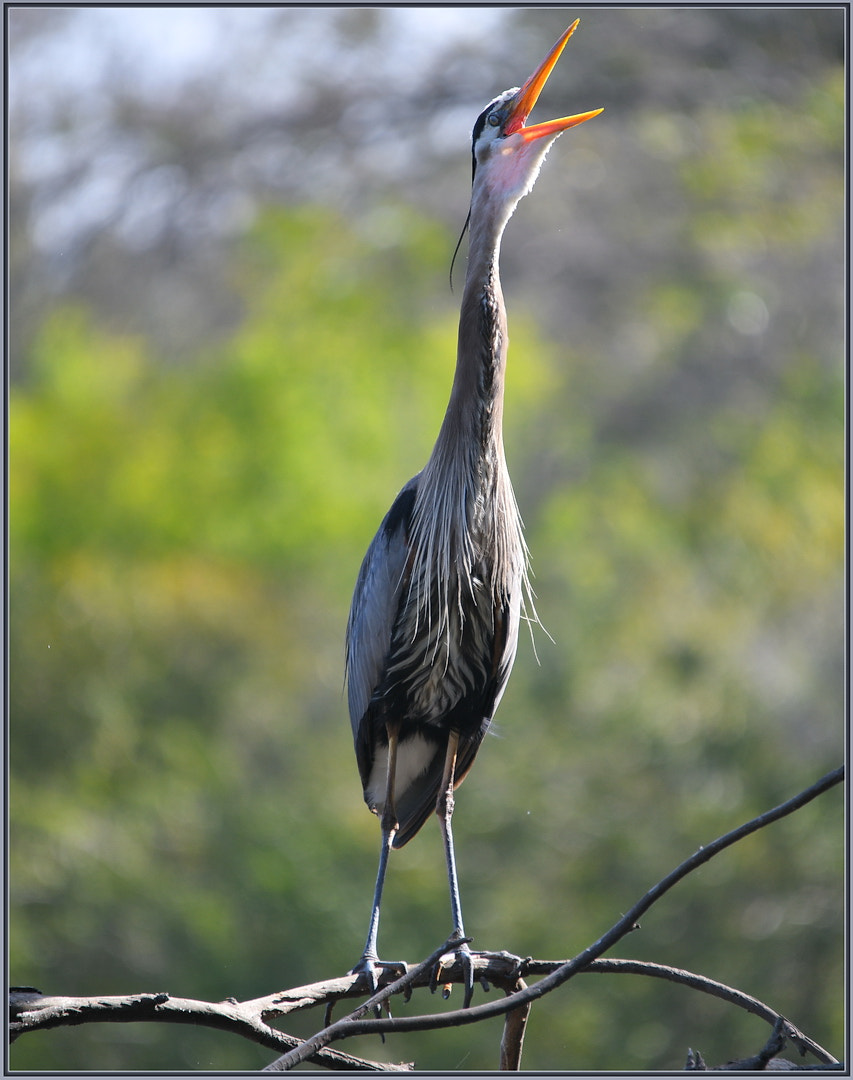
[411,189,521,594]
[435,187,512,476]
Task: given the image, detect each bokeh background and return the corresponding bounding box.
[8,6,845,1072]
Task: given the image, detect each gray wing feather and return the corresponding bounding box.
[345,478,417,735]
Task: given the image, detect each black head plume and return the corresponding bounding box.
[448,210,471,292]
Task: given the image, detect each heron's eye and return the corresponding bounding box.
[488,113,501,127]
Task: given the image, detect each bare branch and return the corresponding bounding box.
[497,975,530,1071]
[263,937,462,1071]
[9,767,842,1071]
[8,988,409,1072]
[686,1016,846,1071]
[264,767,843,1059]
[574,959,836,1065]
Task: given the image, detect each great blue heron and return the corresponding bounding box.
[345,20,601,1003]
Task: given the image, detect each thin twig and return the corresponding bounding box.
[573,959,835,1065]
[687,1014,845,1071]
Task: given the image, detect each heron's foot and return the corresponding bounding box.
[430,935,488,1008]
[349,954,408,996]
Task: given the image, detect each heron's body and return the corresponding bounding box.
[345,21,601,996]
[347,245,526,848]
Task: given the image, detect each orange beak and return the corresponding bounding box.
[504,20,603,141]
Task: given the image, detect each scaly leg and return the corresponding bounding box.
[434,730,476,1007]
[351,727,407,989]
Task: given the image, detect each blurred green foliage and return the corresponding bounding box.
[9,76,844,1072]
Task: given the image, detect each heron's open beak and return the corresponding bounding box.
[505,20,603,142]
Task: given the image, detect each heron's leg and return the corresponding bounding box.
[350,727,407,988]
[436,731,465,936]
[358,820,394,965]
[435,731,476,1007]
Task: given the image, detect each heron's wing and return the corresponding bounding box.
[392,595,520,848]
[345,478,418,751]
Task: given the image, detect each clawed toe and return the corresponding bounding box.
[349,956,409,1025]
[349,955,408,994]
[350,941,492,1011]
[431,941,485,1008]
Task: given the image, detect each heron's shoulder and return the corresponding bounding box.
[381,474,419,540]
[349,474,420,627]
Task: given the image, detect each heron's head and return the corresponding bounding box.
[470,20,602,211]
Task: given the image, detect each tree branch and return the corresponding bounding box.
[8,987,410,1072]
[262,766,843,1068]
[686,1015,845,1071]
[568,959,836,1065]
[496,975,530,1071]
[263,937,464,1072]
[9,766,843,1071]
